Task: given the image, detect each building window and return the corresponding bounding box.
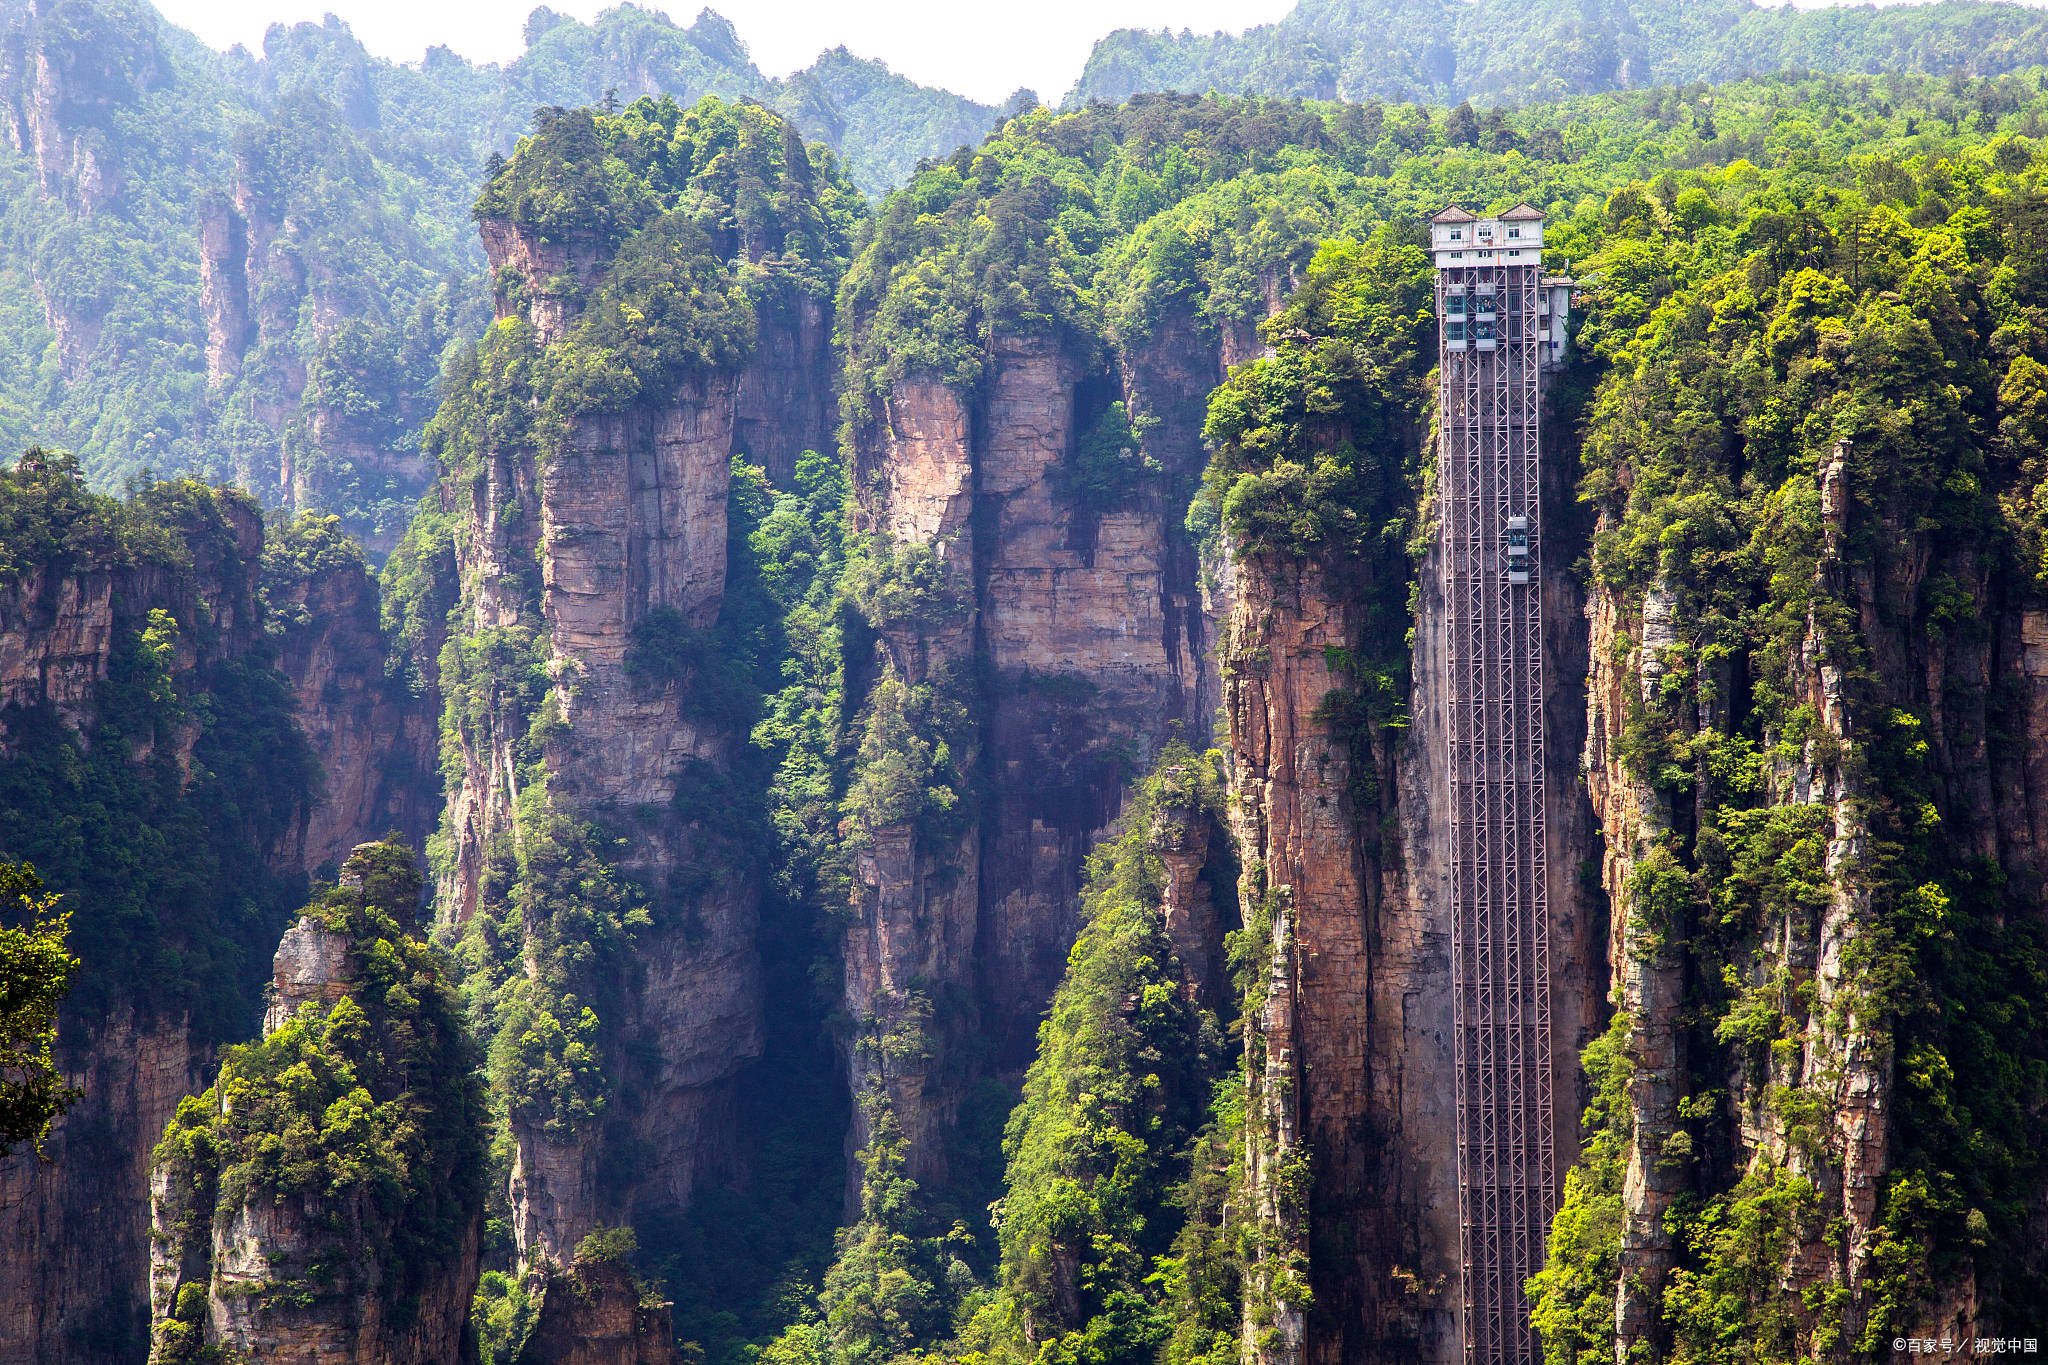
[1449,229,1463,240]
[1507,227,1521,239]
[1508,250,1521,258]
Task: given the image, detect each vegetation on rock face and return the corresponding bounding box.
[0,0,986,546]
[1195,231,1432,565]
[979,746,1236,1365]
[0,861,79,1155]
[843,71,2048,425]
[0,452,320,1050]
[783,67,2048,1365]
[1530,108,2048,1361]
[404,90,873,1365]
[150,839,486,1362]
[20,40,2048,1365]
[763,748,1243,1365]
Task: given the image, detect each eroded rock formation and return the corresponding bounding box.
[0,471,434,1365]
[839,318,1236,1192]
[518,1257,679,1365]
[438,208,763,1267]
[147,841,484,1365]
[419,103,857,1294]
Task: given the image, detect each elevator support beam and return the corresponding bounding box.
[1430,203,1568,1365]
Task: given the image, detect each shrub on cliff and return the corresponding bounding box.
[1195,231,1431,566]
[0,861,78,1156]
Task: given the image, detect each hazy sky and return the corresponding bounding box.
[150,0,1302,106]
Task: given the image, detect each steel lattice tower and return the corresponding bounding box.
[1430,205,1568,1365]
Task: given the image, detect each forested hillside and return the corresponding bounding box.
[1071,0,2048,106]
[5,23,2048,1365]
[0,0,989,552]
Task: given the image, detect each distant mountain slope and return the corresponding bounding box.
[0,0,989,545]
[1069,0,2048,106]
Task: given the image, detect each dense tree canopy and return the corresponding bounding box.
[0,861,78,1155]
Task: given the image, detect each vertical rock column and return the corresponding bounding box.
[1223,556,1374,1365]
[147,842,485,1365]
[842,325,1232,1189]
[977,332,1187,1055]
[440,213,765,1268]
[1582,578,1689,1359]
[844,373,982,1185]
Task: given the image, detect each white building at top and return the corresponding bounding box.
[1429,204,1572,370]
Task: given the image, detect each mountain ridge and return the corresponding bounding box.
[1067,0,2048,106]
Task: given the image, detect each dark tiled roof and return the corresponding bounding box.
[1499,202,1544,221]
[1431,205,1477,223]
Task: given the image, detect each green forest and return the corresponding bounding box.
[5,3,2048,1363]
[1072,0,2048,107]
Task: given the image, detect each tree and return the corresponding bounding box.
[1445,100,1480,147]
[0,861,79,1155]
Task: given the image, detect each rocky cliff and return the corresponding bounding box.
[1579,430,2048,1353]
[837,319,1232,1197]
[193,164,469,557]
[405,101,859,1324]
[147,840,486,1365]
[0,0,150,216]
[517,1250,679,1365]
[265,513,442,873]
[435,218,760,1269]
[1533,201,2048,1360]
[0,458,435,1365]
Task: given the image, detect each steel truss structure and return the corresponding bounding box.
[1437,251,1558,1365]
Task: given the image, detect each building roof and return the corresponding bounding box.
[1430,205,1476,223]
[1499,203,1545,221]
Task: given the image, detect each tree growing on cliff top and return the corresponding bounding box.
[0,860,79,1156]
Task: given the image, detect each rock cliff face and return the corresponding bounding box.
[0,489,274,1365]
[147,841,485,1365]
[0,1012,203,1362]
[425,101,870,1298]
[840,321,1232,1190]
[1225,554,1371,1365]
[1223,549,1501,1365]
[0,488,267,727]
[435,210,764,1267]
[268,542,441,873]
[518,1258,679,1365]
[1572,359,2048,1348]
[0,475,435,1365]
[195,175,446,556]
[1583,573,1688,1357]
[0,0,152,216]
[735,285,836,484]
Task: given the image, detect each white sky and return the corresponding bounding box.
[151,0,1301,106]
[149,0,2046,109]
